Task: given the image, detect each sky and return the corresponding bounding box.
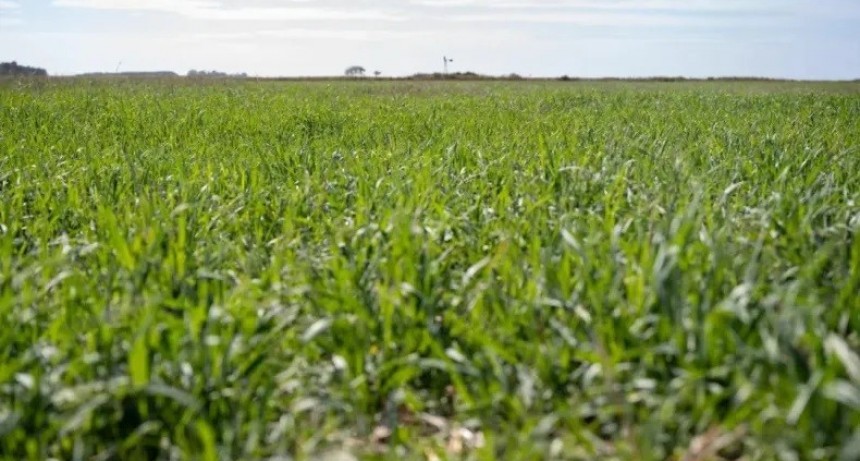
[0,0,859,79]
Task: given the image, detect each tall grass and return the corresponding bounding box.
[1,80,859,460]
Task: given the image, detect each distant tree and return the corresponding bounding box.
[0,61,48,76]
[374,70,381,77]
[187,69,247,78]
[345,65,366,77]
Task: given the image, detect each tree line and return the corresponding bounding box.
[0,61,48,76]
[188,70,248,78]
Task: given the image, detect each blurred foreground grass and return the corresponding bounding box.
[1,79,859,460]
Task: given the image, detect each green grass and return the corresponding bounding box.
[1,79,859,460]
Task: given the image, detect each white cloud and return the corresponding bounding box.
[188,28,428,42]
[411,0,860,25]
[411,0,790,27]
[413,0,791,27]
[53,0,217,13]
[52,0,405,21]
[47,0,842,27]
[411,0,781,11]
[0,17,22,27]
[449,11,768,26]
[0,1,22,27]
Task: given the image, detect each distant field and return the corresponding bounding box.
[1,80,859,460]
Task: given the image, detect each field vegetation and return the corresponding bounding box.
[1,79,859,460]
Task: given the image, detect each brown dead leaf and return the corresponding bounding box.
[424,447,442,461]
[370,425,392,445]
[683,425,747,461]
[446,426,485,454]
[417,413,449,432]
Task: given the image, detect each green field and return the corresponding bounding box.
[1,79,859,460]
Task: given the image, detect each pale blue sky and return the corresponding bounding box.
[1,0,858,79]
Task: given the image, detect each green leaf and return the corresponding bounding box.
[195,420,218,461]
[824,381,860,410]
[827,335,860,384]
[60,395,110,436]
[302,318,333,343]
[129,335,150,388]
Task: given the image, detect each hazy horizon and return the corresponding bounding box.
[1,0,859,80]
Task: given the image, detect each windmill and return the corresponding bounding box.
[443,56,453,74]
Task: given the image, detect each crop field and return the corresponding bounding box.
[1,79,859,460]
